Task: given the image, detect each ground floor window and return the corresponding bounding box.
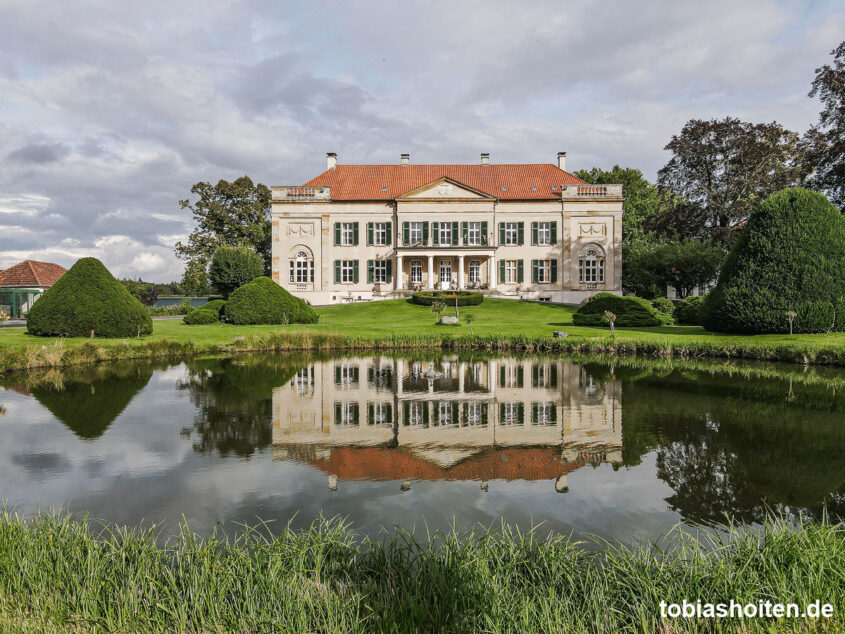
[538,297,551,302]
[440,260,452,285]
[532,402,556,425]
[579,249,605,284]
[335,401,360,425]
[438,401,453,425]
[341,260,356,283]
[500,402,524,425]
[407,401,425,426]
[469,260,480,283]
[537,259,551,283]
[373,260,387,283]
[289,252,314,283]
[410,260,422,283]
[506,260,518,283]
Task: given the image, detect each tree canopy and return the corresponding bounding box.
[209,245,264,299]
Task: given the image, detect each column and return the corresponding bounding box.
[428,255,435,289]
[489,255,497,289]
[396,255,403,290]
[458,256,465,290]
[396,358,404,397]
[459,362,466,393]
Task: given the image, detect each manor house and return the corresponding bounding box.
[271,153,622,304]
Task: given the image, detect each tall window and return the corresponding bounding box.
[533,402,554,425]
[292,366,313,396]
[410,222,424,245]
[465,402,481,425]
[469,260,480,284]
[537,259,551,283]
[537,222,551,245]
[579,249,605,284]
[439,223,452,246]
[439,401,453,425]
[290,251,314,284]
[374,222,387,246]
[502,403,522,425]
[505,223,518,246]
[337,402,359,425]
[467,222,481,245]
[341,223,355,246]
[408,401,425,426]
[440,260,452,285]
[410,260,422,284]
[506,260,518,283]
[341,260,355,283]
[373,260,387,283]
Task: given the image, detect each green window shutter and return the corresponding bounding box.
[499,402,505,421]
[353,367,359,383]
[550,404,557,422]
[532,403,539,423]
[433,403,440,425]
[334,402,341,422]
[481,403,489,425]
[550,222,557,245]
[367,222,373,246]
[386,259,392,281]
[335,366,341,383]
[517,260,524,283]
[451,221,458,243]
[367,260,374,284]
[367,403,374,426]
[334,223,341,246]
[461,221,468,244]
[353,222,359,246]
[352,403,359,424]
[353,260,359,283]
[499,365,505,387]
[550,365,558,388]
[423,222,429,244]
[517,222,524,245]
[451,402,459,423]
[499,222,506,245]
[517,366,524,387]
[532,221,538,246]
[385,222,392,244]
[403,222,410,245]
[432,222,439,245]
[386,403,393,425]
[532,259,539,283]
[481,221,488,244]
[334,260,341,283]
[551,259,558,283]
[532,364,539,387]
[499,259,505,283]
[517,403,524,424]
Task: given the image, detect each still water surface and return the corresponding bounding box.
[1,354,843,542]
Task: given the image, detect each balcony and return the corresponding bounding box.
[272,186,331,201]
[560,184,622,199]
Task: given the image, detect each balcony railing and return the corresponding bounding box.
[402,235,492,248]
[560,184,622,198]
[272,186,331,201]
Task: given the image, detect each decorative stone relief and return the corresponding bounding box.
[578,223,607,236]
[287,223,315,237]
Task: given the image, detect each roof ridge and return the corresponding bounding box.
[26,260,41,286]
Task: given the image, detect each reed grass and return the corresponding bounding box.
[0,511,841,632]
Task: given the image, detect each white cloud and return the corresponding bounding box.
[0,194,50,216]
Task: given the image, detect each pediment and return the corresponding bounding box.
[397,177,494,201]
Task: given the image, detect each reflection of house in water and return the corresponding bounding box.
[273,357,622,492]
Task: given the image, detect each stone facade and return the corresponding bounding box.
[271,154,623,305]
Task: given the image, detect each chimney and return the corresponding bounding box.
[401,153,409,165]
[481,152,490,165]
[557,151,566,171]
[326,152,337,170]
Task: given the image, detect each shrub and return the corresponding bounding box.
[201,299,227,315]
[650,297,675,316]
[209,246,264,299]
[26,258,153,338]
[675,296,705,325]
[183,309,220,325]
[573,292,672,327]
[702,188,845,333]
[411,291,483,307]
[224,277,318,325]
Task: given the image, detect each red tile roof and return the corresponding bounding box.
[303,164,587,201]
[0,260,67,288]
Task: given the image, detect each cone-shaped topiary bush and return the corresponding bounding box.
[702,188,845,334]
[27,258,153,338]
[223,276,318,325]
[573,292,672,327]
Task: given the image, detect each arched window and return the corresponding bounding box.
[578,248,605,284]
[289,250,314,284]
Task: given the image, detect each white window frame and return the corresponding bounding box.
[467,222,481,245]
[408,401,424,426]
[339,402,357,425]
[341,223,355,246]
[503,365,520,387]
[341,260,355,283]
[439,224,452,246]
[373,402,390,426]
[465,402,481,426]
[537,222,551,246]
[505,223,518,246]
[536,364,548,387]
[374,222,387,246]
[469,260,480,284]
[439,260,452,285]
[579,249,605,284]
[439,401,453,425]
[502,402,521,425]
[410,260,422,284]
[410,222,424,245]
[373,260,388,284]
[290,251,313,284]
[293,367,312,396]
[538,259,551,283]
[506,260,518,284]
[340,364,358,386]
[534,402,553,425]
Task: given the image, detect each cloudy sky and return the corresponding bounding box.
[1,0,843,281]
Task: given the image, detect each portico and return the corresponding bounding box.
[395,249,496,291]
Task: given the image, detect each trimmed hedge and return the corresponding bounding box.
[675,296,705,326]
[411,291,483,307]
[702,188,845,333]
[650,297,675,317]
[573,292,673,327]
[183,309,220,325]
[201,299,227,315]
[26,258,153,338]
[224,276,318,325]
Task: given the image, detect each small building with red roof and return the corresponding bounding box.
[0,260,67,318]
[271,152,623,305]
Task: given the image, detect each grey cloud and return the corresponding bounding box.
[7,143,68,164]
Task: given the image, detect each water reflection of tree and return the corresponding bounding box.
[180,357,300,458]
[621,370,845,525]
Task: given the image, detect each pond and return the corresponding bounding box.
[1,353,843,542]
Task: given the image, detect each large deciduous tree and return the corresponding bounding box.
[209,245,265,298]
[654,118,806,245]
[623,236,725,299]
[803,41,845,211]
[175,176,272,280]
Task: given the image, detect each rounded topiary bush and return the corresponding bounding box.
[702,188,845,334]
[200,299,227,315]
[573,292,673,327]
[26,258,153,338]
[411,291,483,307]
[183,308,220,325]
[650,297,675,317]
[223,276,318,325]
[674,296,705,325]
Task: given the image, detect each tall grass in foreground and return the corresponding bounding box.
[0,512,841,632]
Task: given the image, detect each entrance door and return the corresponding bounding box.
[439,260,452,285]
